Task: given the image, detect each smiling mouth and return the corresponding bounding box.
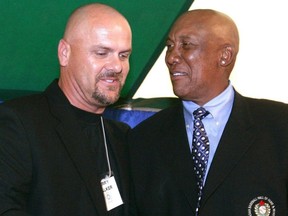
[103,78,117,83]
[170,71,187,77]
[99,71,123,82]
[99,74,121,84]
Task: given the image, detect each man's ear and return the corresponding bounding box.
[58,39,70,66]
[219,46,233,66]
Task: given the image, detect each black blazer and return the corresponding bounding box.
[129,91,288,215]
[0,81,131,216]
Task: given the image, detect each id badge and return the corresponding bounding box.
[101,175,123,211]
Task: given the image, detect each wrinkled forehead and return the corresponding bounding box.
[167,15,212,42]
[171,11,218,33]
[168,10,239,46]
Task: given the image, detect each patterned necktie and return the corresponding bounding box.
[192,107,210,215]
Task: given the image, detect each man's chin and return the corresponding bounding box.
[93,92,120,106]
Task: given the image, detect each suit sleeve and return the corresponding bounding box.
[0,105,32,216]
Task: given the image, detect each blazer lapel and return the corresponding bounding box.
[158,105,199,211]
[45,82,108,215]
[202,93,257,205]
[56,117,107,215]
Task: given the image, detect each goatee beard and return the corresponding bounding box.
[92,71,123,106]
[92,86,121,106]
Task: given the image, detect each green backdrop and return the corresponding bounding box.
[0,0,193,100]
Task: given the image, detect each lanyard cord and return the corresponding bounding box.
[100,116,112,177]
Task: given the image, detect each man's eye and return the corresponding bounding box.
[119,52,130,60]
[96,52,107,56]
[183,42,191,46]
[166,43,173,50]
[182,42,195,48]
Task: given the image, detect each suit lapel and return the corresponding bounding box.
[44,82,108,215]
[55,116,107,215]
[158,105,198,210]
[202,93,257,205]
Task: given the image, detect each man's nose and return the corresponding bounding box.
[105,55,123,73]
[166,48,181,66]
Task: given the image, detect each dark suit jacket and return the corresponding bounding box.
[0,80,131,216]
[129,92,288,215]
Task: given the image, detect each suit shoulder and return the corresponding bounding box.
[0,93,47,114]
[239,96,288,129]
[104,118,130,133]
[132,103,182,131]
[245,97,288,115]
[1,93,45,107]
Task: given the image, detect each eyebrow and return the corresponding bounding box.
[179,35,194,40]
[91,45,112,51]
[91,45,132,53]
[166,35,194,42]
[121,49,132,54]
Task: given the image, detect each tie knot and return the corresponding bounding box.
[193,107,209,120]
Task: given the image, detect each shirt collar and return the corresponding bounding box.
[183,82,234,120]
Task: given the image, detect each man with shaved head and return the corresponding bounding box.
[129,9,288,215]
[0,3,132,215]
